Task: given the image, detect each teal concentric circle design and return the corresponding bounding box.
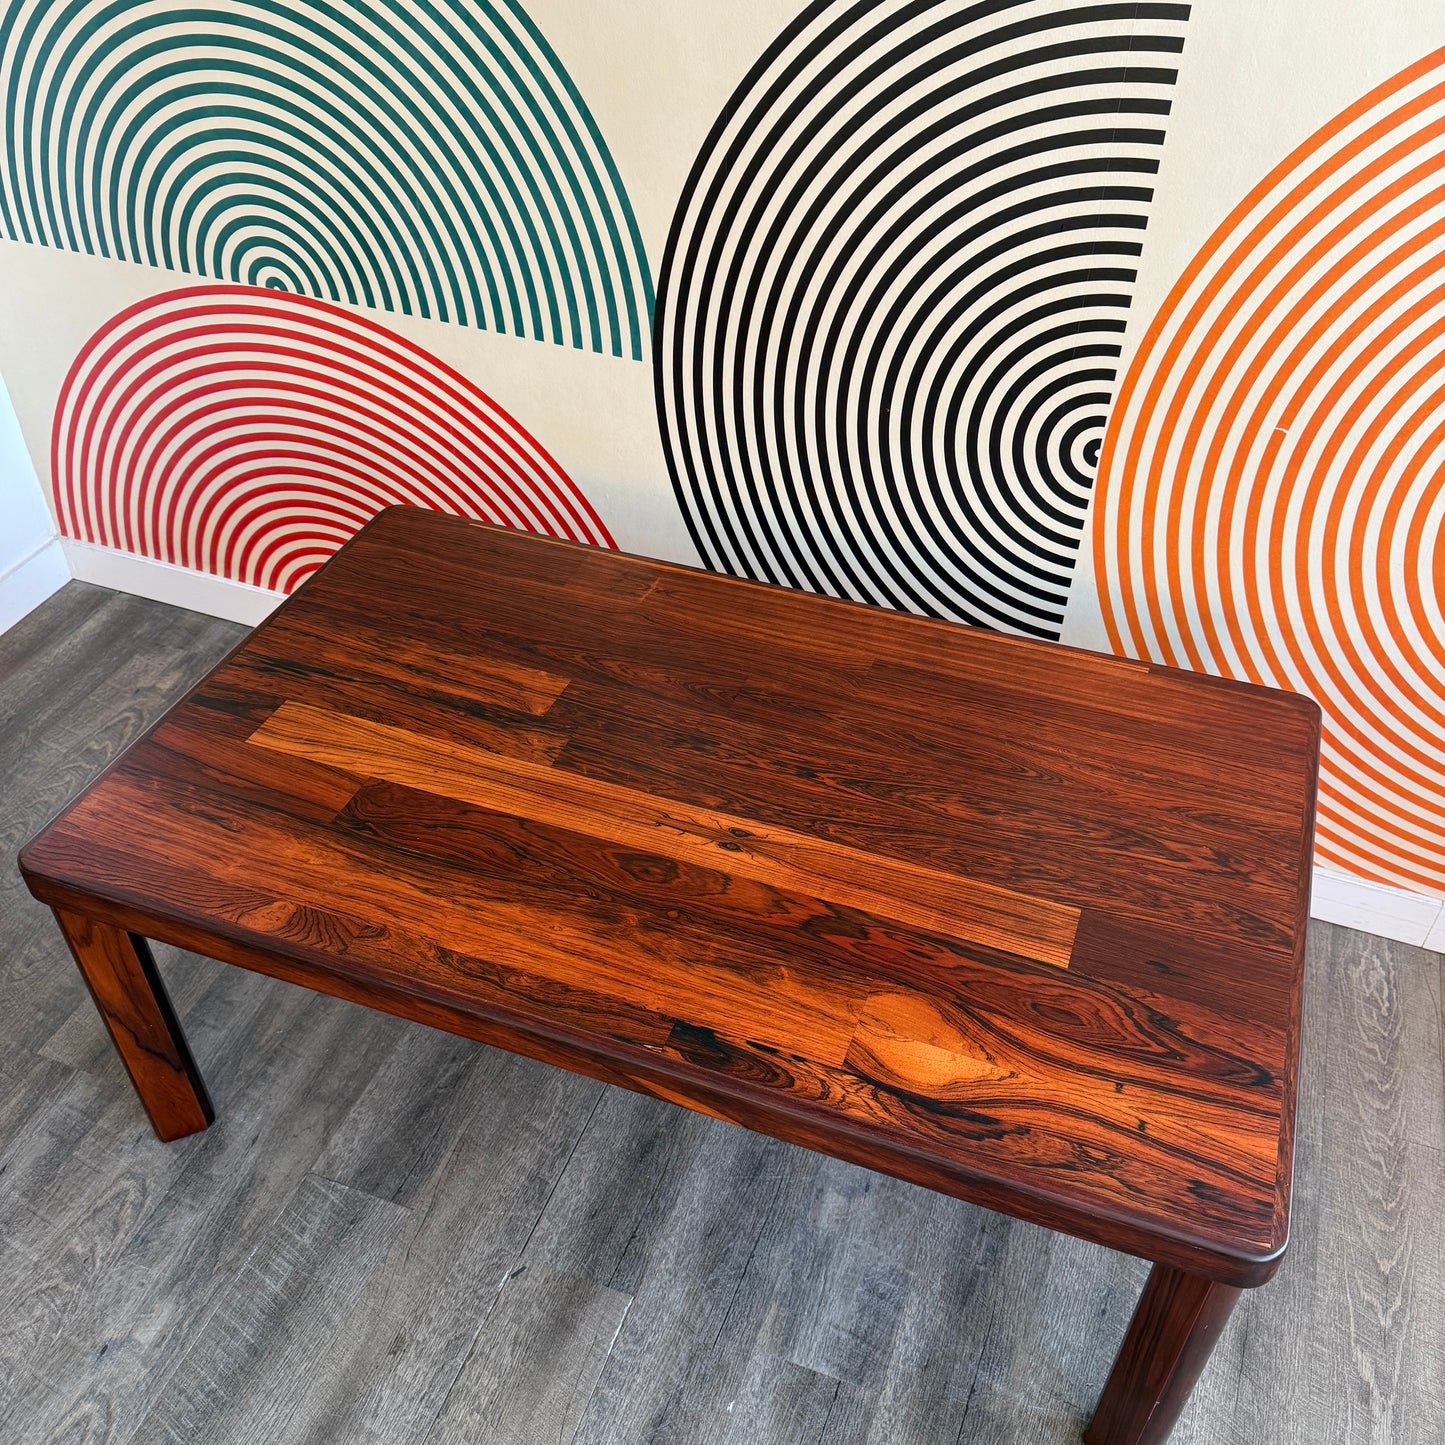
[0,0,653,358]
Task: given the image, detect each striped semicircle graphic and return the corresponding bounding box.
[1093,49,1445,895]
[52,286,615,595]
[0,0,652,358]
[656,0,1191,639]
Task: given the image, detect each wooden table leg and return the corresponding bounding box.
[54,908,214,1142]
[1085,1263,1242,1445]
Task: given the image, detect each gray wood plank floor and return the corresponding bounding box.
[1,581,1440,1445]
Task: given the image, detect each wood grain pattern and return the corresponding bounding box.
[1302,927,1445,1445]
[3,582,1438,1445]
[425,1266,631,1445]
[18,507,1320,1297]
[50,909,213,1142]
[715,1355,843,1445]
[1085,1267,1241,1445]
[136,1173,411,1445]
[248,699,1079,967]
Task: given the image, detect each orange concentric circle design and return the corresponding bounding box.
[1094,50,1445,895]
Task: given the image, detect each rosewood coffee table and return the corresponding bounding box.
[20,507,1319,1444]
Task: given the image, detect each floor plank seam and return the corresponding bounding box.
[705,1154,786,1356]
[811,1373,845,1445]
[517,1084,608,1261]
[413,1262,522,1445]
[567,1293,633,1445]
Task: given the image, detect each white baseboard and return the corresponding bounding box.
[0,537,70,636]
[1423,912,1445,955]
[61,539,285,627]
[1311,866,1443,951]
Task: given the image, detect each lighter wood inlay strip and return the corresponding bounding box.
[249,701,1078,969]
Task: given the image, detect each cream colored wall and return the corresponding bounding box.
[1,1,1443,917]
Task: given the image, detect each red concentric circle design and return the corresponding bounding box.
[53,286,613,594]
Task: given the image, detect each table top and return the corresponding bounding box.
[21,507,1320,1284]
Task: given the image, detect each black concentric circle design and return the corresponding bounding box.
[655,0,1191,636]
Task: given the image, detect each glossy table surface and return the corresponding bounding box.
[20,506,1320,1287]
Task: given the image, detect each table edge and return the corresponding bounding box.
[16,506,1318,1288]
[19,860,1293,1288]
[372,508,1327,721]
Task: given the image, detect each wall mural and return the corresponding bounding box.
[53,286,613,594]
[656,0,1191,637]
[1,1,1443,905]
[0,0,653,357]
[1092,48,1445,896]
